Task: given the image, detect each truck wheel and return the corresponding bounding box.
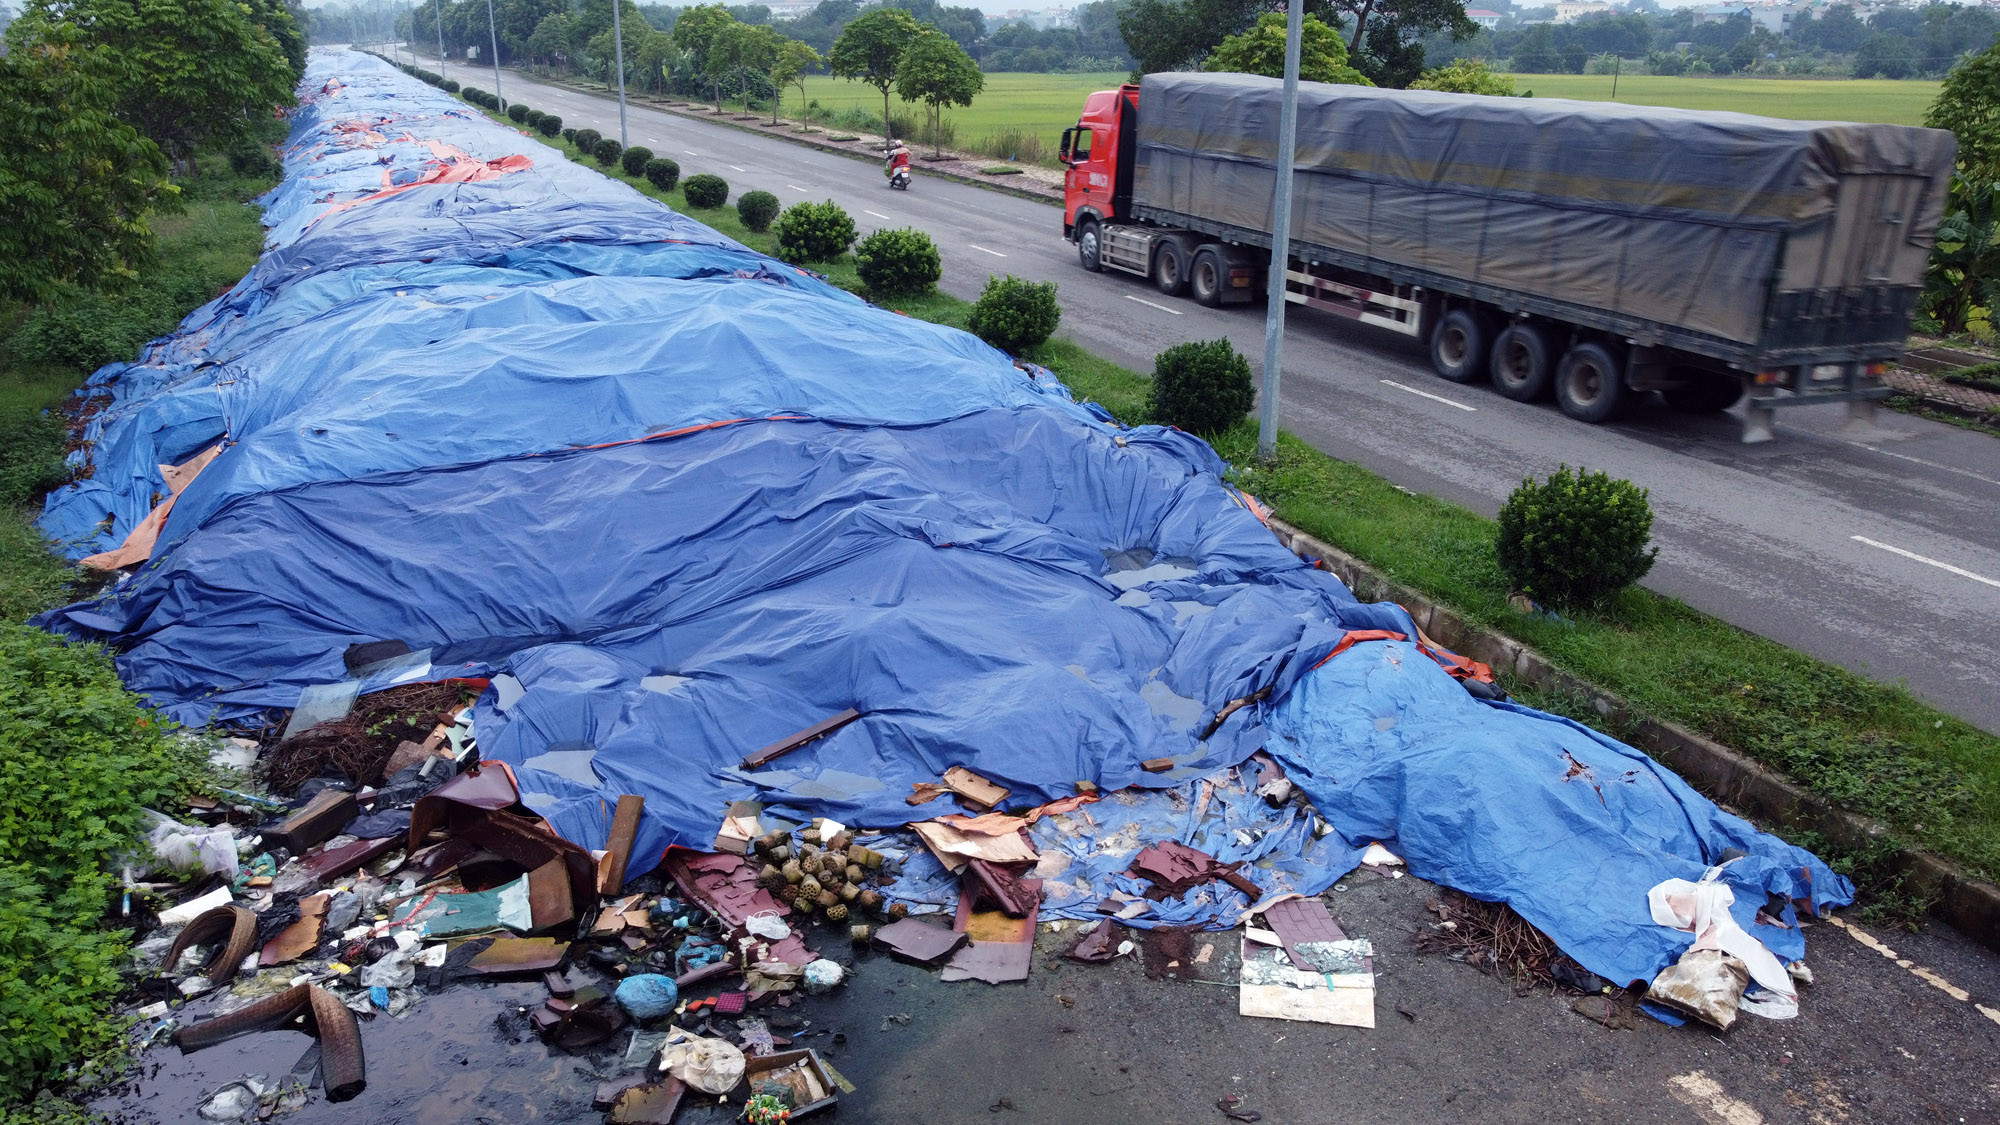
[1555,341,1627,423]
[1428,308,1490,384]
[1662,372,1743,413]
[1190,247,1224,307]
[1489,323,1554,401]
[1077,220,1102,273]
[1154,240,1190,297]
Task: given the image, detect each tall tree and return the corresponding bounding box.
[0,25,175,302]
[673,2,737,108]
[830,6,922,141]
[17,0,297,168]
[1325,0,1473,85]
[1204,11,1370,83]
[893,27,981,155]
[1119,0,1254,75]
[771,37,822,125]
[714,21,780,112]
[1927,32,2000,184]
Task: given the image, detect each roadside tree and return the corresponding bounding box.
[16,0,298,169]
[894,29,982,156]
[1926,33,2000,186]
[771,38,821,125]
[830,6,922,140]
[674,2,738,109]
[1203,12,1369,85]
[1409,56,1514,94]
[0,25,175,302]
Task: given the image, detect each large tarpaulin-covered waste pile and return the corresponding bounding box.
[48,49,1852,1071]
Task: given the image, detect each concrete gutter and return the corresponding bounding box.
[1266,515,2000,954]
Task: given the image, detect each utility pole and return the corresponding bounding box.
[434,0,445,69]
[611,0,630,146]
[1256,0,1304,461]
[1611,53,1621,98]
[485,0,504,109]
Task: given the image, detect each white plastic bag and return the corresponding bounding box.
[144,812,240,879]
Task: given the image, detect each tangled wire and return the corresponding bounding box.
[260,681,470,794]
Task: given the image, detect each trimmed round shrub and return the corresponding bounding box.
[462,87,486,106]
[572,128,601,157]
[1495,464,1658,610]
[1149,338,1254,437]
[540,114,562,137]
[773,199,856,264]
[593,137,621,166]
[561,127,576,144]
[643,157,679,192]
[736,190,781,232]
[683,173,729,208]
[854,227,941,297]
[967,275,1060,354]
[524,109,546,129]
[507,102,529,123]
[443,79,459,93]
[621,145,654,177]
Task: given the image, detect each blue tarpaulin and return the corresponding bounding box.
[36,50,1850,994]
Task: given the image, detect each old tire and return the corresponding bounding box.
[1489,322,1556,402]
[1555,341,1627,423]
[1077,220,1102,273]
[1663,372,1743,413]
[1154,239,1190,297]
[1428,308,1490,384]
[1190,246,1224,307]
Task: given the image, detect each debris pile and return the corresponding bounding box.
[59,48,1870,1120]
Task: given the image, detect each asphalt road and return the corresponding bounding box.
[429,58,2000,735]
[96,866,2000,1123]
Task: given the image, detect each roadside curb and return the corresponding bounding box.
[508,72,1067,208]
[1266,515,2000,954]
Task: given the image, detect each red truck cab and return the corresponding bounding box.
[1060,85,1137,244]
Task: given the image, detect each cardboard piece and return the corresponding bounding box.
[260,893,329,966]
[1237,935,1376,1028]
[941,766,1009,811]
[872,918,968,965]
[910,820,1037,874]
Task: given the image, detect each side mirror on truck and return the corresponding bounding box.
[1059,127,1075,165]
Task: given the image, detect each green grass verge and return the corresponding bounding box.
[536,111,2000,908]
[0,155,265,1108]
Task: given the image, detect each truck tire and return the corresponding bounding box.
[1489,322,1554,401]
[1154,240,1190,297]
[1190,246,1224,307]
[1077,220,1102,273]
[1555,341,1627,423]
[1662,372,1743,413]
[1428,308,1490,384]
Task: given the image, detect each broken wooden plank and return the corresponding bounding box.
[1139,758,1175,773]
[596,794,645,895]
[941,766,1008,811]
[740,708,862,770]
[265,789,358,854]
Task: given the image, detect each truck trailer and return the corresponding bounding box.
[1059,73,1957,441]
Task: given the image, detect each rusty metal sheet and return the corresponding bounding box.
[872,918,967,965]
[467,936,569,976]
[940,940,1032,984]
[266,789,358,854]
[300,835,399,882]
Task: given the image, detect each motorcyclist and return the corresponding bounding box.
[883,140,911,182]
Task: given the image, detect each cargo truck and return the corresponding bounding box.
[1059,73,1957,441]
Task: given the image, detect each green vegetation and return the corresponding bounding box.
[593,136,623,166]
[682,172,729,208]
[736,188,781,232]
[895,28,984,157]
[773,199,857,263]
[1204,12,1371,86]
[620,144,654,177]
[855,228,943,298]
[1495,466,1658,610]
[967,274,1061,354]
[1492,73,1939,125]
[1411,57,1516,95]
[1148,338,1254,437]
[1920,39,2000,337]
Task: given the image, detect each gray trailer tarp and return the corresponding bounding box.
[1133,72,1955,355]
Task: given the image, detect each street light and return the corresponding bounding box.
[1256,0,1304,461]
[610,0,630,147]
[485,0,504,109]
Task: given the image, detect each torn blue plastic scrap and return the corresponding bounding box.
[32,49,1851,999]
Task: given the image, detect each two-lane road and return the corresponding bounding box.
[428,57,2000,732]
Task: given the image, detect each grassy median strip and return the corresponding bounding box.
[536,126,2000,898]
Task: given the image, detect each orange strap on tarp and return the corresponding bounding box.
[82,443,224,571]
[1307,627,1496,684]
[1308,629,1408,671]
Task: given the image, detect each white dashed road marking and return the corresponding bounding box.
[1828,915,2000,1027]
[968,244,1008,257]
[1850,536,2000,589]
[1124,295,1182,316]
[1666,1071,1764,1125]
[1380,379,1477,412]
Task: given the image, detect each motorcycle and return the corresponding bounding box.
[887,164,911,191]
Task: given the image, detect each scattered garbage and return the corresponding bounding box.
[614,973,679,1021]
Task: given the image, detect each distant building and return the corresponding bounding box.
[1692,3,1753,25]
[1465,7,1504,27]
[1553,1,1612,22]
[766,0,818,19]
